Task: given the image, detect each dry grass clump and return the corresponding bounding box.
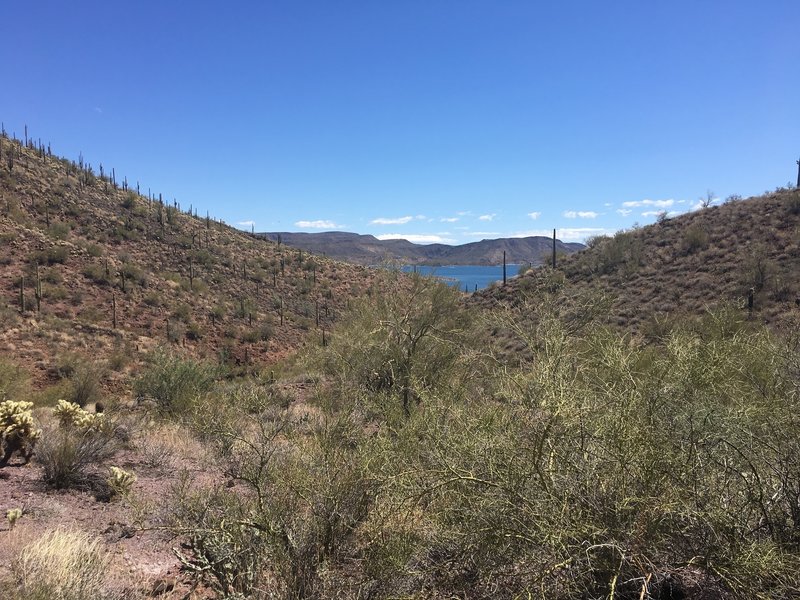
[8,528,117,600]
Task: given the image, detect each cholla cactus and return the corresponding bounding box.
[1,400,41,467]
[54,400,105,432]
[107,466,136,497]
[6,507,23,529]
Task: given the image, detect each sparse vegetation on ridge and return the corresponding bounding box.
[477,187,800,334]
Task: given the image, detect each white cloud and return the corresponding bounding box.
[527,211,541,220]
[371,216,413,225]
[604,202,613,207]
[622,199,674,208]
[510,227,609,242]
[563,210,599,219]
[376,233,456,244]
[641,211,663,217]
[238,220,256,227]
[440,217,459,223]
[478,213,496,221]
[616,209,632,217]
[689,201,705,211]
[294,219,343,229]
[457,210,472,217]
[463,231,501,237]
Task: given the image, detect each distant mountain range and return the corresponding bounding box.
[258,231,585,266]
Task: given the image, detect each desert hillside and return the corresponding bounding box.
[0,132,385,390]
[475,188,800,335]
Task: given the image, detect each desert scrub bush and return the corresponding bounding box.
[169,398,371,599]
[740,242,777,293]
[0,400,41,467]
[787,192,800,215]
[9,528,117,600]
[681,224,709,254]
[46,221,71,240]
[38,402,116,490]
[29,246,68,265]
[134,349,218,415]
[65,363,104,408]
[314,272,481,420]
[0,359,29,402]
[359,299,800,598]
[588,230,645,276]
[81,262,113,285]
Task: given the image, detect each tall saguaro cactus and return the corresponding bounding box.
[35,266,42,312]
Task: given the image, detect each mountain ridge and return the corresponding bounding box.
[260,230,584,266]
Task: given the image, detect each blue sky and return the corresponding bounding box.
[3,1,799,243]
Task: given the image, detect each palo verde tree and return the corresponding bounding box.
[316,271,480,420]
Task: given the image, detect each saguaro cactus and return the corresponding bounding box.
[35,266,42,312]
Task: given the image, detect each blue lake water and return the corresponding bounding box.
[401,264,523,291]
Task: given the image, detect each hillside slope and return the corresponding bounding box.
[0,132,384,389]
[474,188,800,334]
[261,230,584,265]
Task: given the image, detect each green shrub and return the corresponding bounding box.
[133,349,217,414]
[66,364,103,408]
[316,272,478,420]
[46,222,71,240]
[30,246,68,265]
[681,224,708,254]
[169,399,370,599]
[81,263,112,285]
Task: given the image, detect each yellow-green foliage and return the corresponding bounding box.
[0,400,41,465]
[6,508,23,530]
[1,400,40,441]
[53,400,104,431]
[106,466,136,497]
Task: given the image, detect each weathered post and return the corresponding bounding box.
[503,251,507,286]
[552,229,557,268]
